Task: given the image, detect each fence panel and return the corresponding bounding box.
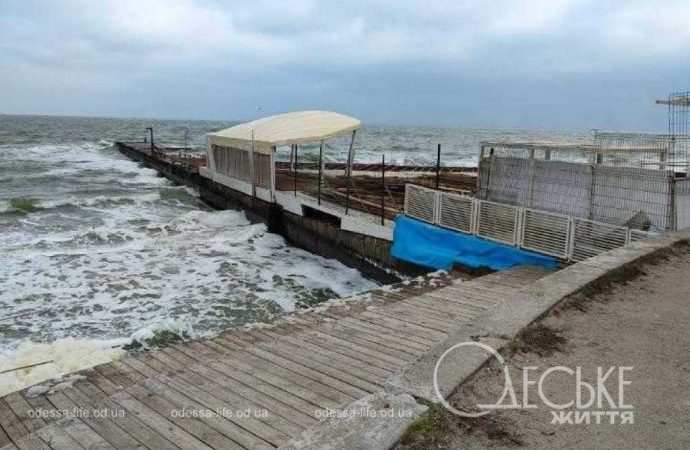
[476,200,519,245]
[570,218,628,262]
[675,179,690,230]
[478,155,675,231]
[403,184,659,263]
[404,184,438,223]
[520,209,571,258]
[437,192,474,233]
[591,166,673,231]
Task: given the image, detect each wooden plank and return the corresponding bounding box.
[150,374,290,447]
[110,361,146,384]
[402,299,480,324]
[0,399,29,445]
[34,421,85,450]
[342,315,438,346]
[21,395,58,426]
[334,316,433,351]
[293,313,426,357]
[156,346,313,434]
[120,357,159,379]
[295,329,408,368]
[0,420,11,448]
[328,318,430,355]
[380,301,472,325]
[70,381,179,450]
[297,324,416,363]
[364,307,454,334]
[92,364,133,393]
[199,341,351,408]
[248,332,388,387]
[59,417,115,450]
[157,345,315,430]
[208,338,368,401]
[3,393,45,434]
[431,286,503,305]
[10,433,51,450]
[257,329,394,379]
[321,321,426,358]
[358,311,447,340]
[110,390,214,450]
[407,295,485,317]
[232,338,377,396]
[46,391,144,450]
[126,384,243,450]
[142,378,269,450]
[412,291,490,310]
[81,370,122,398]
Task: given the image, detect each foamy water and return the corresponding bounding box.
[0,135,378,393]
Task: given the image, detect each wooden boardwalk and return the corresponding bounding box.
[0,266,551,450]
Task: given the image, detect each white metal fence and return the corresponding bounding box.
[404,184,657,262]
[478,155,675,231]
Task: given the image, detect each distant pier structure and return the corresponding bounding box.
[116,111,478,277]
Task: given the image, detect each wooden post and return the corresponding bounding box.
[293,145,298,197]
[270,146,276,202]
[146,127,154,154]
[250,129,256,198]
[381,154,385,225]
[435,143,441,190]
[346,130,357,177]
[318,140,323,205]
[346,150,352,214]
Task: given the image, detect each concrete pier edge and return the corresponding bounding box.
[281,230,690,450]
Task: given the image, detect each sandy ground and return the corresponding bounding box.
[396,246,690,449]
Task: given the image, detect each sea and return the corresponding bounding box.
[0,114,590,394]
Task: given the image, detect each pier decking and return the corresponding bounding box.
[0,266,551,450]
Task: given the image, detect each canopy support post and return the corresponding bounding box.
[250,129,256,199]
[381,154,386,226]
[294,145,298,197]
[346,130,357,177]
[318,140,324,205]
[270,145,276,202]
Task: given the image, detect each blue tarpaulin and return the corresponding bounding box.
[391,215,558,271]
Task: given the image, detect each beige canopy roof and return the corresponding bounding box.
[208,110,360,154]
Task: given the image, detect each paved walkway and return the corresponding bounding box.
[0,267,551,450]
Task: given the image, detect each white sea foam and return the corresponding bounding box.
[1,138,378,396]
[0,338,126,397]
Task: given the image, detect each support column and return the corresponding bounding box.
[270,145,277,202]
[346,130,357,177]
[250,129,256,198]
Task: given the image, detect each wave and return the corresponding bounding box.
[0,317,207,397]
[0,192,163,214]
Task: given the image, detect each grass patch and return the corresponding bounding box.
[399,403,452,448]
[9,197,41,213]
[398,403,524,449]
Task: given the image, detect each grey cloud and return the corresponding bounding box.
[0,0,688,128]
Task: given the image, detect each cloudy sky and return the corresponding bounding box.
[1,0,689,129]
